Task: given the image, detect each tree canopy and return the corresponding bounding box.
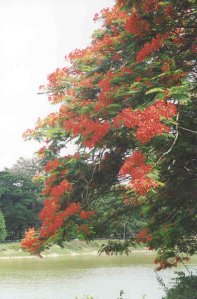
[9,157,42,178]
[0,171,42,239]
[22,0,197,269]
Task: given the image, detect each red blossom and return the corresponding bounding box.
[114,100,176,143]
[119,151,157,195]
[45,159,59,172]
[38,198,95,241]
[132,177,158,195]
[113,108,139,129]
[125,13,150,37]
[80,210,95,220]
[137,228,152,243]
[119,151,146,177]
[21,228,43,255]
[65,115,110,148]
[136,34,169,62]
[143,0,159,13]
[164,4,175,18]
[192,44,197,53]
[50,179,72,198]
[135,76,142,82]
[37,146,47,157]
[135,122,170,143]
[77,224,90,235]
[63,202,81,217]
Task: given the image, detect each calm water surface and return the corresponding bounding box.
[0,252,196,299]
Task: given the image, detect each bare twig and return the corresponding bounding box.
[157,111,180,164]
[178,126,197,134]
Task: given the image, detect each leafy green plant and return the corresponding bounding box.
[162,272,197,299]
[0,210,7,241]
[117,290,125,299]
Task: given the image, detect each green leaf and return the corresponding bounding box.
[106,104,122,111]
[80,106,93,114]
[170,86,189,95]
[154,92,165,99]
[145,88,165,95]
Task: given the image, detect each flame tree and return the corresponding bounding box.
[22,0,197,270]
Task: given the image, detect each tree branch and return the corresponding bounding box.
[178,126,197,134]
[157,111,180,164]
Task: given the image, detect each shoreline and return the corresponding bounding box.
[0,248,196,267]
[7,240,197,262]
[0,239,155,260]
[0,248,156,260]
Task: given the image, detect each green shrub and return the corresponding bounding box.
[0,210,7,241]
[162,272,197,299]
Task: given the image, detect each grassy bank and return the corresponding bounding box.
[0,240,99,258]
[0,239,148,258]
[1,240,197,265]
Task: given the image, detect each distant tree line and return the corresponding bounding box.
[0,157,142,241]
[0,158,43,241]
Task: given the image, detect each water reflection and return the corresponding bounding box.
[0,253,196,299]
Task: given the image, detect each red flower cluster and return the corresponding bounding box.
[47,67,69,89]
[45,159,59,172]
[94,6,127,27]
[77,77,94,89]
[192,43,197,53]
[113,107,138,129]
[137,34,169,62]
[153,255,188,271]
[50,179,72,198]
[39,200,94,240]
[125,12,150,37]
[42,173,71,198]
[143,0,159,13]
[21,198,96,253]
[119,151,157,195]
[21,228,43,256]
[136,228,152,243]
[114,100,176,143]
[93,35,116,53]
[80,210,95,219]
[64,115,110,148]
[40,198,60,219]
[132,177,158,195]
[120,151,146,172]
[37,146,47,158]
[94,78,113,111]
[135,100,176,143]
[68,47,91,62]
[45,113,60,126]
[164,4,175,18]
[39,198,61,238]
[77,224,90,235]
[98,77,111,92]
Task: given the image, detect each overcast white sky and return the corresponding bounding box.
[0,0,114,170]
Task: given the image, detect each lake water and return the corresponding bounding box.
[0,251,196,299]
